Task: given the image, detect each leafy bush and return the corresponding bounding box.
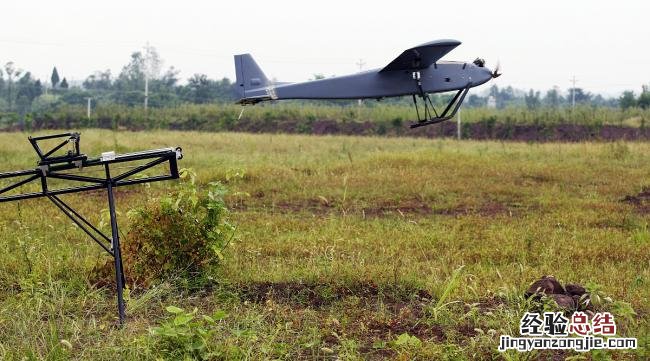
[93,169,234,289]
[150,305,227,360]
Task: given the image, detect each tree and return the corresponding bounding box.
[186,74,212,104]
[543,87,561,108]
[160,67,179,88]
[567,87,592,104]
[638,85,650,109]
[34,80,43,97]
[51,67,60,88]
[16,72,43,103]
[114,45,165,106]
[60,78,69,89]
[466,94,485,107]
[525,89,541,110]
[142,44,162,81]
[83,70,112,90]
[489,85,517,108]
[619,90,636,109]
[0,68,5,99]
[4,62,23,110]
[115,51,146,91]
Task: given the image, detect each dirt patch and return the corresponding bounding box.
[237,281,432,308]
[231,199,333,215]
[236,281,507,350]
[233,198,520,218]
[361,199,432,217]
[232,198,434,217]
[621,187,650,214]
[231,282,525,358]
[455,323,479,338]
[432,201,513,217]
[522,174,556,183]
[474,296,508,312]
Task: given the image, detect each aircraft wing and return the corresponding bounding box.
[379,39,461,73]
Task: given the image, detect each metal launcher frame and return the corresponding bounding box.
[0,132,183,325]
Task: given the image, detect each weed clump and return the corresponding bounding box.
[93,169,234,289]
[149,305,228,360]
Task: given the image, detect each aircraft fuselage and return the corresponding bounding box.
[241,61,493,102]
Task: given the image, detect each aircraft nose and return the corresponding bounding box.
[473,67,494,85]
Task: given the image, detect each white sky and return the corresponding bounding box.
[1,0,649,96]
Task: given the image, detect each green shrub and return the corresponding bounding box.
[150,305,227,360]
[93,169,234,289]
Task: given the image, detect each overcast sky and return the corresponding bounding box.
[1,0,649,96]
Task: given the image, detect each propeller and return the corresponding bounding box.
[492,60,501,78]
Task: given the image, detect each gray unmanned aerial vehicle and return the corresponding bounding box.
[234,39,500,128]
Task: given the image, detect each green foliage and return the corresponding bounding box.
[638,85,650,109]
[94,168,235,288]
[50,67,60,89]
[150,305,228,360]
[133,168,233,287]
[391,332,422,349]
[428,265,465,321]
[620,90,636,109]
[524,89,541,110]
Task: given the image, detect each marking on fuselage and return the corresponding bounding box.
[266,86,278,100]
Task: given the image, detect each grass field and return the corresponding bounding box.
[0,130,648,360]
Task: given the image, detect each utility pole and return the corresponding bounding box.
[457,108,461,140]
[356,59,366,106]
[570,75,577,109]
[86,97,92,119]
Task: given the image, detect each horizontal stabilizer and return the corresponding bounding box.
[380,39,461,73]
[236,94,272,105]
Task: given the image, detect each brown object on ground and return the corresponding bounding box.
[551,294,575,310]
[525,276,593,312]
[571,295,589,311]
[565,283,587,297]
[525,275,565,297]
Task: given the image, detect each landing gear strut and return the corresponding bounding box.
[410,72,471,129]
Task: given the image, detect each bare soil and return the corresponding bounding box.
[232,198,519,218]
[622,187,650,214]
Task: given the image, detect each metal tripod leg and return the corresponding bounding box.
[107,181,126,325]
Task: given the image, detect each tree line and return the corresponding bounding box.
[0,46,237,115]
[1,45,649,116]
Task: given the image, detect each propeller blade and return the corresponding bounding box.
[492,60,502,78]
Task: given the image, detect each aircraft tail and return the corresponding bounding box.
[234,54,269,99]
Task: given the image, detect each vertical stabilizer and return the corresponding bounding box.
[234,54,269,98]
